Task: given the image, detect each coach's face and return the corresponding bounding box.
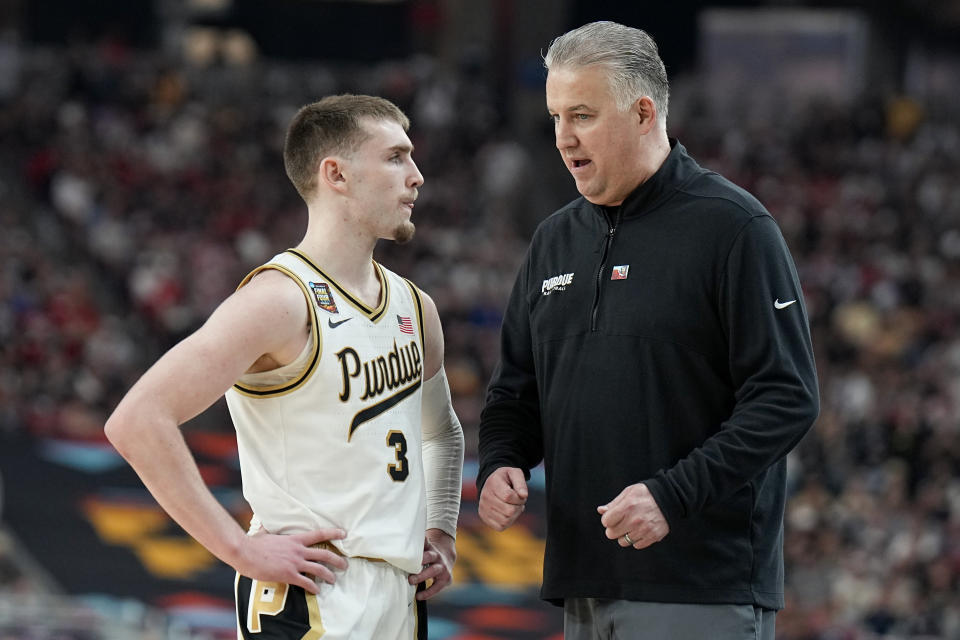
[547,65,649,207]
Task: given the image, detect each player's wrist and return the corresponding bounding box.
[222,528,255,572]
[426,528,457,562]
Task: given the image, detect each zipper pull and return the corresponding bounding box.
[606,207,621,236]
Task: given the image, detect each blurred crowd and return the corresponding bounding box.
[1,32,959,639]
[670,92,960,638]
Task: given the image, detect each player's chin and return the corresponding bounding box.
[392,221,416,245]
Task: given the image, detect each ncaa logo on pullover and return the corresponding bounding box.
[542,272,574,295]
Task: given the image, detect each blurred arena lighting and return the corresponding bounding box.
[699,8,869,109]
[187,0,233,13]
[183,26,258,66]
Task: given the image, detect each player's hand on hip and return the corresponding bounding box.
[409,528,456,600]
[236,527,349,594]
[478,466,528,531]
[597,483,669,550]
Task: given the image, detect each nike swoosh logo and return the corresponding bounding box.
[328,317,352,329]
[774,299,797,310]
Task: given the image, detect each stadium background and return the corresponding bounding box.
[1,0,959,638]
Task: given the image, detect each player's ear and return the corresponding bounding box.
[319,156,348,192]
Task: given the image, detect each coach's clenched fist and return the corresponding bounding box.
[478,467,528,531]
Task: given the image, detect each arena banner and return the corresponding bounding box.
[0,432,562,639]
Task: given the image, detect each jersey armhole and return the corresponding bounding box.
[402,277,426,350]
[231,264,323,398]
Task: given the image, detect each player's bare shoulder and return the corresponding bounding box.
[233,267,307,321]
[214,267,312,370]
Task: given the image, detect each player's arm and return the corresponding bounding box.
[104,270,347,594]
[408,290,463,599]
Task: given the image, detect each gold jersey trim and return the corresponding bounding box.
[285,248,391,323]
[231,264,322,398]
[402,278,425,349]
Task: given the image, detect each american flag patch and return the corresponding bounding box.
[611,265,630,280]
[397,315,414,335]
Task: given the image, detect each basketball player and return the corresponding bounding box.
[105,94,464,639]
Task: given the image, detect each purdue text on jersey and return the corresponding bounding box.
[336,339,423,439]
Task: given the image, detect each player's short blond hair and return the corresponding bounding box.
[284,94,410,201]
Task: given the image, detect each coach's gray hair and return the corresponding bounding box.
[544,21,669,123]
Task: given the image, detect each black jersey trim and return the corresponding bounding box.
[285,248,390,322]
[402,278,426,350]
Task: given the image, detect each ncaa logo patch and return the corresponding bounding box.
[309,281,339,313]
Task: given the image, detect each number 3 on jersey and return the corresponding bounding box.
[386,430,409,481]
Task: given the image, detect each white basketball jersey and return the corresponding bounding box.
[225,249,427,574]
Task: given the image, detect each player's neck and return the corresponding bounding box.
[297,206,382,307]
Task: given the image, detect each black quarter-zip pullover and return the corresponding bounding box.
[478,140,819,609]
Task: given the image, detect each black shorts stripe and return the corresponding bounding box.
[235,575,322,640]
[236,573,425,639]
[415,580,428,640]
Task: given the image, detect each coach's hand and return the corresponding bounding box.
[409,528,456,600]
[598,483,670,550]
[235,527,349,594]
[478,466,528,531]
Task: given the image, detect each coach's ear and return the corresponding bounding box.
[635,96,658,135]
